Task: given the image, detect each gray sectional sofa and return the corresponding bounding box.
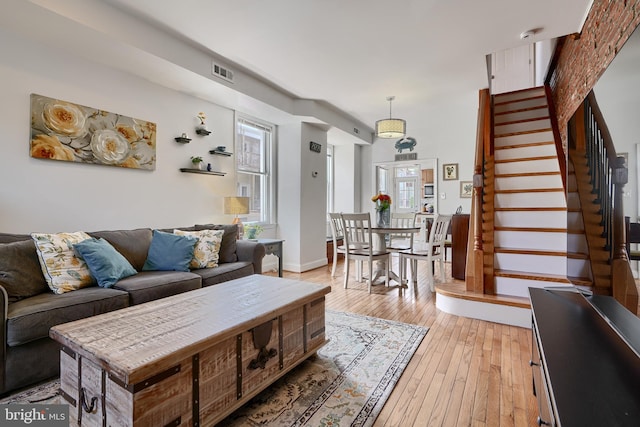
[0,224,266,395]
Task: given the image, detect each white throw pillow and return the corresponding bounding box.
[31,231,94,294]
[173,229,224,269]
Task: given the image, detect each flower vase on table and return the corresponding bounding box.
[371,192,392,227]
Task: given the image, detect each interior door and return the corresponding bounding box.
[491,44,535,94]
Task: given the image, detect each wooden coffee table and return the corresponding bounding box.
[50,275,331,426]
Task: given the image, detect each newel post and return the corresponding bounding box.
[472,172,484,293]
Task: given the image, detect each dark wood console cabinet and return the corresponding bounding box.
[529,288,640,426]
[451,214,469,280]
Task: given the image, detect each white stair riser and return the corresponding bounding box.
[494,191,566,208]
[495,118,551,135]
[495,107,549,124]
[495,144,557,161]
[495,277,572,298]
[494,97,547,113]
[495,174,563,191]
[495,231,567,251]
[568,258,591,278]
[495,158,560,174]
[495,253,566,275]
[568,211,584,229]
[495,211,566,228]
[567,233,588,253]
[495,130,554,147]
[494,88,546,103]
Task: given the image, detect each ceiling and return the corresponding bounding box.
[12,0,594,142]
[96,0,592,136]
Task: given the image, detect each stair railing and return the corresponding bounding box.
[466,88,491,293]
[573,91,638,313]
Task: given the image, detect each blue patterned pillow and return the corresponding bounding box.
[73,238,137,288]
[142,230,197,272]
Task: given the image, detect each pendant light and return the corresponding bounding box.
[375,96,406,138]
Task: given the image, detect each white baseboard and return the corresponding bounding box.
[436,292,531,328]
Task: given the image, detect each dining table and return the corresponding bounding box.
[369,225,421,286]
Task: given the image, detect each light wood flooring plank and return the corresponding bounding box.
[273,258,537,426]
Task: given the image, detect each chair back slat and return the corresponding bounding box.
[329,212,344,244]
[341,213,373,254]
[429,214,452,254]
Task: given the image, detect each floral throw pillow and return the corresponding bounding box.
[174,229,224,269]
[31,231,95,294]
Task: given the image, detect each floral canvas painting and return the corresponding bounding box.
[30,94,156,170]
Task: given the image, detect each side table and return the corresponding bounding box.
[256,238,284,277]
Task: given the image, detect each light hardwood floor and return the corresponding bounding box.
[268,258,539,427]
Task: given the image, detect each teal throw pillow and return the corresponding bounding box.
[73,238,137,288]
[142,230,197,272]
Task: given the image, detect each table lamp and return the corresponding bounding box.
[224,196,250,239]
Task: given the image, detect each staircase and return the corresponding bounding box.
[490,87,573,298]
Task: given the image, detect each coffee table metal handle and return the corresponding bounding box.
[80,387,98,413]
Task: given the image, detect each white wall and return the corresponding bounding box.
[0,27,245,233]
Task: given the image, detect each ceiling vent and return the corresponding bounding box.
[212,62,234,83]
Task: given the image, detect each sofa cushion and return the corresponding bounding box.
[0,240,49,303]
[193,261,254,287]
[142,230,197,272]
[0,233,31,244]
[31,231,95,294]
[112,271,202,305]
[194,224,238,263]
[89,228,152,271]
[73,238,137,288]
[6,287,129,346]
[174,229,224,269]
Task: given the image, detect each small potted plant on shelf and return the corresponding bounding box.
[244,224,263,240]
[190,156,204,170]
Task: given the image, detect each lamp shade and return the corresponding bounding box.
[224,196,250,215]
[375,118,407,138]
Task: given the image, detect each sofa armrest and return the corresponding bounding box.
[0,285,7,391]
[236,240,266,274]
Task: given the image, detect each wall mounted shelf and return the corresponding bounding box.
[196,128,211,136]
[180,168,225,176]
[209,150,232,157]
[175,136,191,144]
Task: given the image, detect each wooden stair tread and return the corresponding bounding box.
[495,248,566,256]
[495,171,561,178]
[494,128,553,138]
[495,207,567,212]
[434,282,530,309]
[494,188,564,194]
[494,94,546,107]
[567,251,589,259]
[495,155,557,163]
[494,105,547,116]
[567,276,595,287]
[495,226,567,233]
[494,116,551,126]
[495,141,555,150]
[495,269,572,283]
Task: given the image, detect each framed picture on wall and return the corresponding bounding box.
[460,181,473,198]
[443,163,458,180]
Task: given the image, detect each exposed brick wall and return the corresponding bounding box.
[552,0,640,146]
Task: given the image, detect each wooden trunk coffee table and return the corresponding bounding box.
[50,275,331,426]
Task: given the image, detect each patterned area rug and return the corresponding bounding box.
[0,311,427,427]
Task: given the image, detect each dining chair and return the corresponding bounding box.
[340,212,391,293]
[387,212,417,279]
[399,214,452,292]
[328,212,347,277]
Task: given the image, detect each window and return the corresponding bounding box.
[235,114,274,223]
[394,166,419,212]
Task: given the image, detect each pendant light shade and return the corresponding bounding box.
[375,96,406,138]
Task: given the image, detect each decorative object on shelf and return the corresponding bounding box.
[195,112,211,135]
[460,181,473,198]
[443,163,458,180]
[216,146,226,152]
[209,149,232,156]
[244,224,263,240]
[206,163,212,172]
[190,156,203,170]
[30,93,157,170]
[224,196,250,239]
[175,133,191,144]
[394,137,416,153]
[375,96,406,139]
[372,192,392,227]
